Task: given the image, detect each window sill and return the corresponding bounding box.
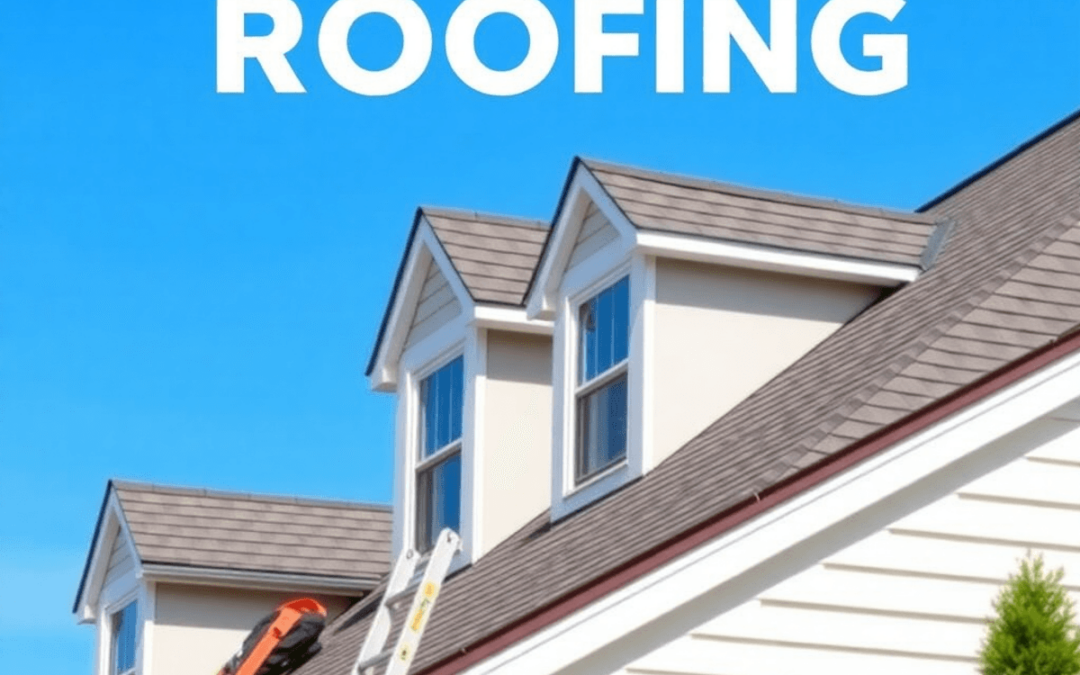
[552,460,634,521]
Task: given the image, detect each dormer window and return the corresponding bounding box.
[111,601,137,675]
[575,276,630,483]
[416,355,464,553]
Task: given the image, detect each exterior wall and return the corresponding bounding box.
[406,259,462,349]
[480,330,553,556]
[150,583,352,675]
[652,259,880,464]
[567,203,619,272]
[616,412,1080,675]
[104,529,136,588]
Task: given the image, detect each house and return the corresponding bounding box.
[75,108,1080,675]
[73,481,391,675]
[292,108,1080,675]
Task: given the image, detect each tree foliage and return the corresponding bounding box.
[980,553,1080,675]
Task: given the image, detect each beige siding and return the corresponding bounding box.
[151,584,353,675]
[652,259,880,464]
[104,529,135,588]
[406,260,462,349]
[567,203,620,271]
[480,331,553,557]
[619,415,1080,675]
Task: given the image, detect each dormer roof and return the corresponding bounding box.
[581,158,944,268]
[422,208,549,305]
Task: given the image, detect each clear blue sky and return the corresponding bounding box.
[0,1,1076,672]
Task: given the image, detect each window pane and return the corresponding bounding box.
[576,375,628,481]
[112,602,137,675]
[417,452,461,552]
[612,276,629,364]
[597,286,613,375]
[579,300,597,383]
[420,357,463,458]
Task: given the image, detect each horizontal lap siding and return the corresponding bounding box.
[105,530,134,587]
[620,420,1080,675]
[406,261,461,349]
[567,204,620,271]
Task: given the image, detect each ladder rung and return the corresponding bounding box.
[357,649,392,672]
[385,578,423,607]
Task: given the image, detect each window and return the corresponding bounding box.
[416,355,463,552]
[575,276,630,483]
[111,601,137,675]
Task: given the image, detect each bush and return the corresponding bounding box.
[980,553,1080,675]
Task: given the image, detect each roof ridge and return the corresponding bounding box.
[420,206,549,230]
[919,107,1080,212]
[110,479,392,513]
[580,157,936,225]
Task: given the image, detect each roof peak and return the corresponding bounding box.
[110,479,391,513]
[420,206,549,231]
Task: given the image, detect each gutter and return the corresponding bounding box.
[418,325,1080,675]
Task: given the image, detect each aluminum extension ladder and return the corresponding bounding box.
[353,528,462,675]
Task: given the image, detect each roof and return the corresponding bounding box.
[77,481,392,605]
[305,110,1080,675]
[581,158,944,268]
[421,208,549,306]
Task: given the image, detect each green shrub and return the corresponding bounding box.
[980,553,1080,675]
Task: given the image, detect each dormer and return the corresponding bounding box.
[529,158,948,519]
[366,208,554,567]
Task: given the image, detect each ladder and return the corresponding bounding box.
[353,528,461,675]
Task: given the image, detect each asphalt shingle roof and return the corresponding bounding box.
[422,208,549,306]
[303,111,1080,675]
[113,481,392,582]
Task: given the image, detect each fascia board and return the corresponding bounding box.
[139,563,381,594]
[369,219,476,391]
[472,306,553,335]
[635,231,921,287]
[456,346,1080,675]
[75,489,142,622]
[525,166,637,319]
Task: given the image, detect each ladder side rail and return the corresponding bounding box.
[385,530,461,675]
[354,547,422,675]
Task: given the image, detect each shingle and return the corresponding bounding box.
[112,482,391,582]
[584,159,942,268]
[422,208,549,306]
[300,112,1080,675]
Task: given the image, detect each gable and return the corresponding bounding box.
[566,202,621,273]
[620,415,1080,675]
[104,527,135,588]
[405,258,463,349]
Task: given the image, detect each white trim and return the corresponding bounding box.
[138,564,380,593]
[635,231,920,287]
[138,581,155,675]
[100,589,139,675]
[77,491,143,623]
[464,327,487,564]
[472,306,553,335]
[370,219,476,392]
[526,166,637,320]
[465,343,1080,675]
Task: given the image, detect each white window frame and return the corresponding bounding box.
[100,589,139,675]
[572,276,631,485]
[411,349,466,554]
[551,252,655,521]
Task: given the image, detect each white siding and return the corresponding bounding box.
[105,529,135,588]
[406,260,462,349]
[618,416,1080,675]
[567,203,620,271]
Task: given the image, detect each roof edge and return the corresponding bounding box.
[918,107,1080,212]
[140,562,384,592]
[417,324,1080,675]
[365,209,425,377]
[72,480,117,614]
[112,480,391,513]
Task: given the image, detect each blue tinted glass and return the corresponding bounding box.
[576,375,628,480]
[579,277,629,385]
[421,356,464,458]
[113,602,137,674]
[597,286,613,374]
[436,453,461,535]
[612,277,629,363]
